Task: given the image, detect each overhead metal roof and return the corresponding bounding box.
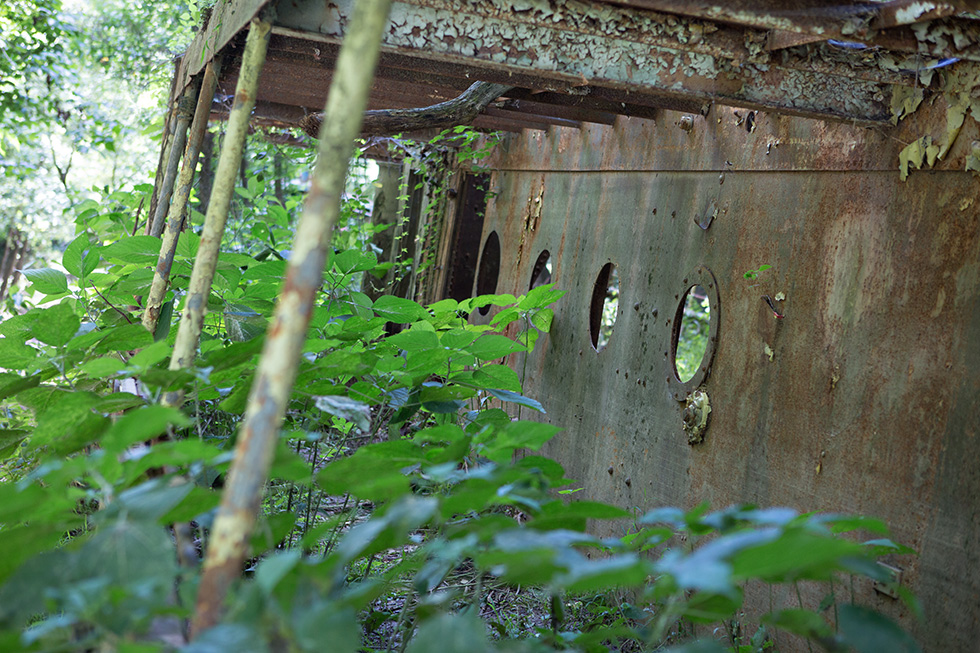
[177,0,980,133]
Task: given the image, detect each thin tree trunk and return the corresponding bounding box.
[143,58,223,335]
[190,0,393,636]
[149,79,201,238]
[164,16,272,405]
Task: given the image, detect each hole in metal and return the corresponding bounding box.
[529,249,553,290]
[476,231,500,316]
[589,262,618,351]
[673,285,710,382]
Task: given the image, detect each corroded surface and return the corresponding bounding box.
[470,98,980,650]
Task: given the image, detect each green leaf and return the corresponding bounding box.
[519,284,564,311]
[33,302,80,346]
[439,329,478,349]
[317,442,423,500]
[62,234,94,278]
[183,624,267,653]
[466,334,525,360]
[153,298,174,342]
[96,392,147,413]
[101,405,190,454]
[487,388,544,412]
[332,249,377,273]
[470,364,522,392]
[373,295,427,322]
[255,550,301,596]
[314,395,372,431]
[129,339,171,369]
[405,611,490,653]
[762,608,832,639]
[0,339,38,369]
[97,479,194,524]
[388,326,440,352]
[23,268,68,295]
[0,429,27,459]
[530,307,554,333]
[94,324,153,353]
[101,235,162,263]
[838,604,921,653]
[79,356,127,378]
[731,529,864,582]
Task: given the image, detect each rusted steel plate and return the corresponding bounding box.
[466,99,980,650]
[274,0,900,123]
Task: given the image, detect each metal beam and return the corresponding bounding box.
[274,0,900,123]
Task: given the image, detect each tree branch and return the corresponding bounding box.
[299,81,513,138]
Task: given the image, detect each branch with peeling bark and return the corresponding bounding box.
[299,81,513,138]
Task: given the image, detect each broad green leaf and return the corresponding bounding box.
[439,328,478,349]
[0,370,50,402]
[32,302,80,346]
[373,295,427,322]
[0,339,38,369]
[762,608,832,639]
[62,234,94,278]
[387,327,439,352]
[0,429,27,459]
[405,611,490,653]
[487,388,544,412]
[339,290,374,319]
[563,554,649,594]
[540,500,630,521]
[23,268,68,295]
[96,479,194,524]
[270,440,314,483]
[153,298,174,342]
[101,405,190,454]
[490,306,521,328]
[0,310,38,339]
[463,364,522,393]
[519,284,565,311]
[242,260,286,282]
[128,339,171,368]
[97,392,147,413]
[317,442,423,500]
[183,624,267,653]
[838,604,921,653]
[101,235,161,263]
[94,324,154,353]
[315,395,372,431]
[466,334,525,360]
[732,529,864,582]
[530,307,554,332]
[255,550,302,596]
[332,249,378,273]
[79,356,127,378]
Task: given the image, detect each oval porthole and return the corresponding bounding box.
[666,265,720,401]
[589,262,619,351]
[476,231,501,315]
[674,285,710,382]
[529,249,553,290]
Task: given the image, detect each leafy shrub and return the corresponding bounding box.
[0,186,919,652]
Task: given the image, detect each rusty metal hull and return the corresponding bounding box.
[469,102,980,650]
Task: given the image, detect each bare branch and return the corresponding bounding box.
[299,81,513,138]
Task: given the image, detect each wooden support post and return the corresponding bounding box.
[149,79,201,238]
[165,17,272,404]
[190,0,393,637]
[143,58,223,335]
